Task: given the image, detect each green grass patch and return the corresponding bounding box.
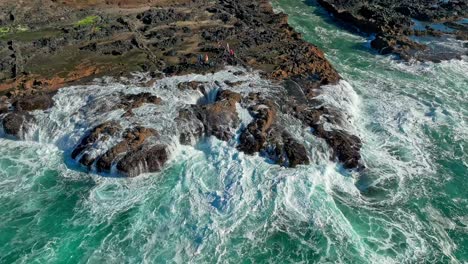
[75,16,100,27]
[0,25,29,39]
[0,27,10,34]
[1,29,61,42]
[16,25,29,32]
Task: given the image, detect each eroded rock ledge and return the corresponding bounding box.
[316,0,467,62]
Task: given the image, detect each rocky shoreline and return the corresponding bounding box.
[0,0,363,177]
[316,0,467,62]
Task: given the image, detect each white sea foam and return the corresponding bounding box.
[1,1,467,261]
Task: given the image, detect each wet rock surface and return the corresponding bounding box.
[116,145,168,178]
[71,121,122,167]
[0,0,365,177]
[95,127,158,173]
[12,93,54,112]
[1,112,32,138]
[0,72,364,177]
[316,0,468,61]
[0,0,339,95]
[118,92,162,116]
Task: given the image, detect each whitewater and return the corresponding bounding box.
[1,0,467,263]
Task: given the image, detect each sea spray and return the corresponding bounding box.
[0,0,466,262]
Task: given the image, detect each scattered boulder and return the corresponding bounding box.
[1,112,32,138]
[95,126,157,173]
[315,126,362,169]
[116,144,169,177]
[238,101,276,154]
[71,121,122,167]
[187,90,241,141]
[12,93,54,112]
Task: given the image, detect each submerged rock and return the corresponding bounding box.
[238,100,276,154]
[237,94,311,168]
[118,92,162,116]
[315,127,362,169]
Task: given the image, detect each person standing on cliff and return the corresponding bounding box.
[197,54,203,65]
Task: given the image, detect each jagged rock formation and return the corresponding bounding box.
[316,0,468,61]
[0,0,364,177]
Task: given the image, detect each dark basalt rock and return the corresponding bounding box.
[119,93,162,108]
[295,107,362,169]
[177,81,207,95]
[0,100,9,114]
[316,0,468,61]
[137,8,190,25]
[95,126,158,173]
[2,112,32,138]
[238,100,276,154]
[184,89,241,141]
[176,108,205,145]
[71,121,122,167]
[12,93,54,112]
[282,134,310,168]
[118,92,162,116]
[315,126,362,169]
[72,122,164,176]
[370,34,396,55]
[260,128,310,168]
[116,144,168,178]
[79,40,135,56]
[237,94,310,168]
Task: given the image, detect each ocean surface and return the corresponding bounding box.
[1,0,467,263]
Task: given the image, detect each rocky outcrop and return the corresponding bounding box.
[118,93,162,116]
[266,130,310,168]
[71,121,122,167]
[0,0,365,177]
[238,100,276,155]
[1,112,32,138]
[0,0,340,95]
[316,0,467,61]
[293,106,362,169]
[71,123,168,177]
[95,127,158,172]
[12,93,54,112]
[116,145,168,177]
[177,89,241,143]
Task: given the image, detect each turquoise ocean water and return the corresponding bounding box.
[0,1,467,263]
